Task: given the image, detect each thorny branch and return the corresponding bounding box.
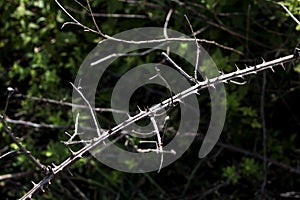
[1,88,50,175]
[19,49,300,199]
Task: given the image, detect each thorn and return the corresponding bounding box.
[230,80,247,85]
[51,163,57,168]
[67,169,73,176]
[210,84,216,89]
[40,185,45,192]
[204,77,210,84]
[46,165,53,174]
[190,90,200,95]
[270,66,275,73]
[235,64,240,71]
[64,131,72,138]
[175,99,184,104]
[281,63,286,70]
[222,80,228,84]
[145,106,150,112]
[244,64,249,69]
[261,57,266,63]
[31,181,37,187]
[126,113,132,119]
[68,148,76,157]
[137,105,142,112]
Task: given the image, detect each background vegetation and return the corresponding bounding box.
[0,0,299,199]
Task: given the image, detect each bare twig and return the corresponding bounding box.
[161,52,196,84]
[184,15,201,81]
[55,0,243,55]
[66,178,89,200]
[0,116,49,174]
[14,93,128,114]
[5,118,70,129]
[0,150,18,160]
[3,87,14,114]
[260,71,268,198]
[278,3,300,26]
[149,114,163,173]
[71,82,102,137]
[0,170,34,181]
[1,88,50,174]
[65,5,147,19]
[163,9,174,39]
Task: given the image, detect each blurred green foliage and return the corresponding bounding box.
[0,0,299,199]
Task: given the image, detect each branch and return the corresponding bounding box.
[19,51,300,199]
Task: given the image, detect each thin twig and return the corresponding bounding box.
[278,3,300,26]
[5,118,70,129]
[1,88,49,174]
[71,82,102,137]
[163,9,173,39]
[85,0,103,36]
[161,52,196,84]
[66,178,89,200]
[260,71,268,197]
[149,114,163,173]
[14,93,128,114]
[184,14,200,81]
[1,115,49,174]
[0,170,34,181]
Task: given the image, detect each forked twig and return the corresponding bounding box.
[55,0,243,55]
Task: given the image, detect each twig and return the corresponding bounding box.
[0,150,18,160]
[0,170,34,181]
[5,118,70,129]
[260,71,267,198]
[65,5,147,19]
[66,178,89,200]
[71,82,102,137]
[1,88,50,174]
[0,116,49,174]
[216,140,300,175]
[278,3,300,26]
[149,114,163,173]
[3,87,14,114]
[161,52,196,84]
[163,9,173,39]
[85,0,102,36]
[184,14,201,81]
[14,93,128,114]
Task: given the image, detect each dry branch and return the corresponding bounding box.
[19,49,300,199]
